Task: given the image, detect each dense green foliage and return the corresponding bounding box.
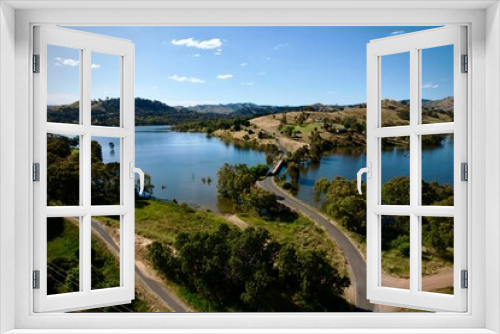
[315,176,454,266]
[173,117,251,133]
[47,134,121,205]
[149,224,351,312]
[47,134,80,205]
[217,163,295,219]
[47,134,154,205]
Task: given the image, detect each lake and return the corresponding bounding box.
[94,127,454,212]
[95,126,266,211]
[289,136,454,209]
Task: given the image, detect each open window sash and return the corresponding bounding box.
[366,26,467,312]
[33,26,136,312]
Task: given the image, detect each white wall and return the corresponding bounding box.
[0,2,16,333]
[485,2,500,333]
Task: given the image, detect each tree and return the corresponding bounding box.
[281,125,295,138]
[280,112,288,125]
[217,163,258,202]
[148,224,350,312]
[242,187,279,216]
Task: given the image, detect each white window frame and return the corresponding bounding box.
[366,26,467,312]
[1,1,499,333]
[33,26,136,313]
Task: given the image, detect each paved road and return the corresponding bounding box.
[90,219,190,312]
[258,178,374,312]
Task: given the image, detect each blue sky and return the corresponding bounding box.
[47,26,452,106]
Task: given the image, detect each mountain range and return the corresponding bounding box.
[47,97,453,126]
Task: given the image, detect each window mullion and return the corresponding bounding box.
[409,47,420,294]
[82,47,92,293]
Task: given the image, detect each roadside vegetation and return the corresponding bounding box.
[46,217,151,312]
[314,176,454,279]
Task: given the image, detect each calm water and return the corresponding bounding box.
[95,127,454,211]
[290,136,454,209]
[96,126,266,211]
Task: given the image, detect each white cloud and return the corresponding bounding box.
[241,81,254,86]
[274,43,289,50]
[389,30,406,36]
[240,62,248,67]
[54,57,100,69]
[171,37,222,50]
[257,71,267,76]
[168,75,205,83]
[217,74,233,80]
[214,51,222,56]
[327,90,337,95]
[422,82,439,89]
[191,53,201,58]
[55,57,79,67]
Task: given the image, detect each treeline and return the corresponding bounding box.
[47,98,233,126]
[148,223,351,312]
[315,176,454,261]
[172,117,251,133]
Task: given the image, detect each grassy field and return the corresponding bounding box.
[99,200,352,311]
[99,200,229,245]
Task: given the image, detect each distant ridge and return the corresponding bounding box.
[47,97,453,126]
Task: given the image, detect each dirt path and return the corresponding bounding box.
[381,268,453,291]
[89,218,192,312]
[222,214,249,230]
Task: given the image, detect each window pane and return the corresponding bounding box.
[421,45,454,124]
[47,45,80,124]
[421,216,454,295]
[421,134,454,206]
[381,215,410,289]
[91,52,121,127]
[381,136,410,205]
[91,216,121,290]
[91,137,120,205]
[47,217,80,295]
[47,133,80,206]
[381,52,410,127]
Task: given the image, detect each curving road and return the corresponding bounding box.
[266,138,373,311]
[90,219,190,312]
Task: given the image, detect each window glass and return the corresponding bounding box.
[91,52,121,127]
[47,45,80,124]
[381,52,410,127]
[421,45,454,124]
[47,217,80,295]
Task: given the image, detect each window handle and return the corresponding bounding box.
[129,162,145,195]
[357,162,371,194]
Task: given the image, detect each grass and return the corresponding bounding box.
[100,200,353,311]
[236,212,350,278]
[98,200,236,312]
[99,200,229,245]
[46,217,151,312]
[381,250,410,278]
[293,123,318,132]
